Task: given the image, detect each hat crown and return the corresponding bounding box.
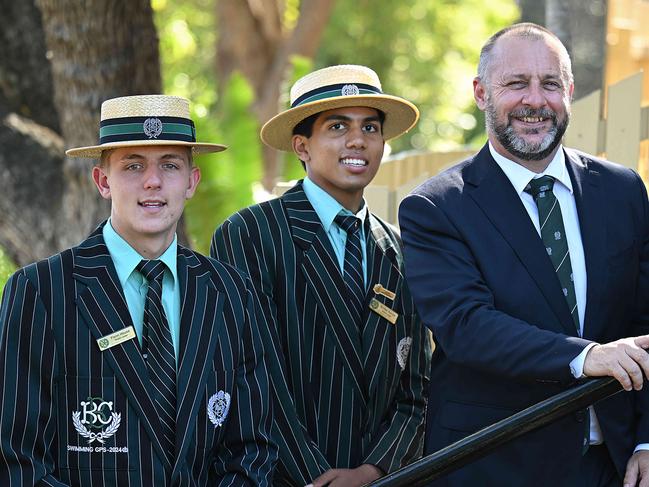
[289,65,383,106]
[101,94,190,121]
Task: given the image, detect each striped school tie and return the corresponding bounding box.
[525,176,579,332]
[137,259,176,460]
[335,214,365,328]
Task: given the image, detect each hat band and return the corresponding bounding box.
[99,116,196,144]
[291,82,382,108]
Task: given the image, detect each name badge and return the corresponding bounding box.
[369,298,399,324]
[373,283,396,301]
[96,326,137,351]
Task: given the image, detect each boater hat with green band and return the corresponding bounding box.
[66,94,226,158]
[260,64,419,152]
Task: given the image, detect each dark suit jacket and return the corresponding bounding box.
[0,224,276,486]
[399,145,649,486]
[211,181,431,486]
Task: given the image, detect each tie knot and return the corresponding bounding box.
[335,214,362,235]
[525,175,555,199]
[137,259,166,283]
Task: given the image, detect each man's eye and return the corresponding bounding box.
[364,124,379,133]
[162,163,179,170]
[329,122,345,130]
[508,81,526,89]
[125,163,142,171]
[544,81,561,90]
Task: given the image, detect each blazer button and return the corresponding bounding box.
[574,410,585,422]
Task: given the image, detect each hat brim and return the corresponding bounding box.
[260,94,419,152]
[65,140,227,159]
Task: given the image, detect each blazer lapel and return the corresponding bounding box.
[564,149,605,339]
[466,145,576,335]
[72,227,171,469]
[363,215,403,399]
[284,182,367,403]
[173,249,223,473]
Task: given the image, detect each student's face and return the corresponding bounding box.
[473,35,574,170]
[292,106,384,212]
[92,145,200,250]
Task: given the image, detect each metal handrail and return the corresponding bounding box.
[369,377,623,486]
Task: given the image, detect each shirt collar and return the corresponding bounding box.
[302,177,368,231]
[488,142,573,195]
[103,218,178,287]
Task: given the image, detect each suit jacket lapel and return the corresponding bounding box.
[363,215,403,399]
[173,248,223,473]
[72,226,171,469]
[466,145,576,335]
[284,182,367,403]
[564,149,605,338]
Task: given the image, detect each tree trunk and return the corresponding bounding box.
[517,0,546,25]
[0,0,175,266]
[217,0,337,190]
[545,0,571,54]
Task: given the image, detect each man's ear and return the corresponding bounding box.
[92,165,112,200]
[185,166,201,199]
[292,134,310,163]
[473,77,488,111]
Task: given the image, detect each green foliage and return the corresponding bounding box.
[0,247,16,292]
[317,0,519,151]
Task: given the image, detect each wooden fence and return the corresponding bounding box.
[275,72,649,225]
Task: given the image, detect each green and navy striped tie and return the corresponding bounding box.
[525,176,579,333]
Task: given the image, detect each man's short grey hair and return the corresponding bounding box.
[477,22,574,87]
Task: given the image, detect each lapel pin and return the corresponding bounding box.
[369,298,399,324]
[373,283,396,301]
[96,326,137,351]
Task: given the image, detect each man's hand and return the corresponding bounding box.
[306,464,383,487]
[583,336,649,391]
[624,450,649,487]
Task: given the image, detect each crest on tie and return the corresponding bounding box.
[207,390,231,428]
[397,337,412,370]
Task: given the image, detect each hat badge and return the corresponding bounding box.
[341,84,360,96]
[143,117,163,139]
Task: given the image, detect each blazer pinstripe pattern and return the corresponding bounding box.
[0,223,277,486]
[211,181,431,486]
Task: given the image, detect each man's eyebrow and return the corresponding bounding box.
[322,114,382,123]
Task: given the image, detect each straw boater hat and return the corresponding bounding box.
[66,94,226,158]
[260,64,419,152]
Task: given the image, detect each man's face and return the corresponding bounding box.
[292,106,384,212]
[474,35,574,168]
[92,145,200,250]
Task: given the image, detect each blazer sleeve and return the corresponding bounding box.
[211,218,332,484]
[363,278,431,473]
[211,284,277,485]
[398,192,589,384]
[0,272,68,486]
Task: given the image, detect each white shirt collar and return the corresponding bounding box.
[488,142,573,196]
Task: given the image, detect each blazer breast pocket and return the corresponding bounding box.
[57,375,134,472]
[194,368,236,452]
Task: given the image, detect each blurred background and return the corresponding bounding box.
[1,0,648,288]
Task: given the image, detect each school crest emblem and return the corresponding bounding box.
[341,84,360,96]
[72,397,121,444]
[207,391,231,428]
[143,117,163,138]
[397,337,412,370]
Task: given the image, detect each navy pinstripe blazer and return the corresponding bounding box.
[211,181,431,486]
[0,224,277,486]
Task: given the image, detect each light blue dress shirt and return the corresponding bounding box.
[302,177,369,286]
[103,219,181,360]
